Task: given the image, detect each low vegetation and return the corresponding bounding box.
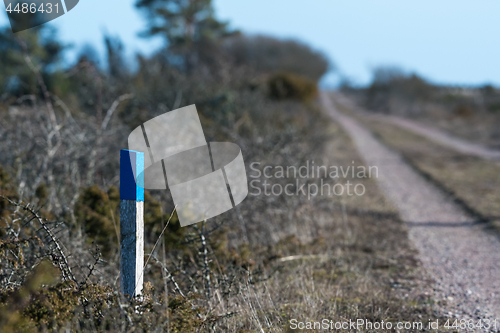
[0,112,444,331]
[268,72,318,101]
[0,1,446,331]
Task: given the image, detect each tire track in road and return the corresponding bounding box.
[321,92,500,323]
[333,93,500,161]
[383,115,500,161]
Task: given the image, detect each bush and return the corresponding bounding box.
[74,185,119,257]
[267,72,318,101]
[223,35,330,82]
[0,165,17,228]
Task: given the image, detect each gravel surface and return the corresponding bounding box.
[322,92,500,327]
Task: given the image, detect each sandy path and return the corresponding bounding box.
[321,92,500,324]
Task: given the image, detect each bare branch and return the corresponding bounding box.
[101,93,134,131]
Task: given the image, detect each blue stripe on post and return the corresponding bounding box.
[120,150,145,201]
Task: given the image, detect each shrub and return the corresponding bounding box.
[454,104,474,117]
[223,34,330,82]
[268,72,318,101]
[488,102,500,113]
[142,192,185,251]
[0,260,60,332]
[0,165,17,228]
[74,185,119,257]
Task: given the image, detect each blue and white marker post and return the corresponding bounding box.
[120,149,145,298]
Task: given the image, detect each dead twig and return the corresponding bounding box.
[151,256,185,298]
[101,94,134,131]
[194,221,211,301]
[1,196,77,284]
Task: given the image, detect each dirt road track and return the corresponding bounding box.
[333,93,500,162]
[321,92,500,325]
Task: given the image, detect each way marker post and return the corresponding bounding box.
[120,149,145,298]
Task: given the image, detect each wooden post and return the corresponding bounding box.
[120,149,144,297]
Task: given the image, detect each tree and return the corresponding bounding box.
[136,0,232,47]
[223,35,330,82]
[0,23,65,98]
[135,0,235,72]
[105,34,127,80]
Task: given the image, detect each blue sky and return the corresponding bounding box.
[1,0,499,87]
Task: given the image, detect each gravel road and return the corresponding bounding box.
[383,115,500,161]
[321,92,500,326]
[333,93,500,161]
